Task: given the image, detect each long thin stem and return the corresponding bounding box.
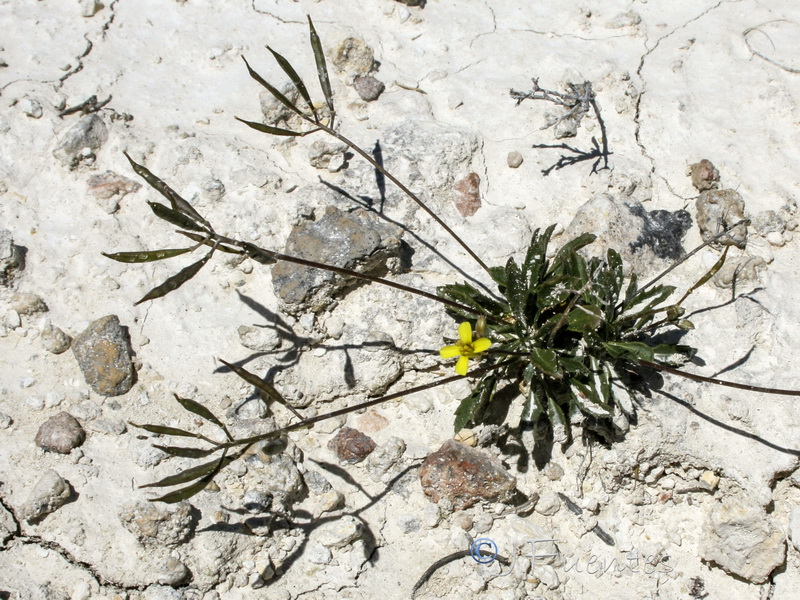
[222,359,515,449]
[639,360,800,397]
[192,230,503,324]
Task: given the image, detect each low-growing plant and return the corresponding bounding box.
[106,17,799,503]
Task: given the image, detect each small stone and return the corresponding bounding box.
[507,151,524,168]
[366,436,405,475]
[453,428,477,446]
[40,322,72,354]
[316,515,362,549]
[535,492,562,516]
[701,497,786,583]
[87,170,141,200]
[308,140,348,171]
[332,38,375,79]
[80,0,103,18]
[419,439,516,510]
[53,114,108,169]
[119,501,195,548]
[356,409,389,432]
[354,76,385,102]
[0,229,25,286]
[19,376,35,389]
[328,426,377,463]
[306,543,332,565]
[688,159,720,191]
[699,470,720,492]
[543,463,564,481]
[71,315,135,396]
[20,98,43,119]
[452,172,481,217]
[20,469,72,522]
[237,325,280,352]
[696,189,748,249]
[35,412,86,453]
[154,555,189,586]
[0,412,12,429]
[9,292,48,316]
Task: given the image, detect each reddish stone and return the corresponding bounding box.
[419,439,516,510]
[328,427,377,463]
[453,173,481,217]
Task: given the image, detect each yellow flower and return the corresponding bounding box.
[440,321,492,376]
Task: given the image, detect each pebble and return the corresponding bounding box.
[332,38,375,80]
[419,439,516,510]
[237,325,280,352]
[40,322,72,354]
[327,426,377,463]
[87,170,141,201]
[696,189,748,248]
[20,469,72,522]
[118,501,195,547]
[0,229,25,286]
[687,158,720,191]
[354,76,385,102]
[71,315,135,396]
[507,151,524,168]
[535,492,562,516]
[452,172,481,217]
[53,114,108,169]
[699,470,720,492]
[0,412,12,429]
[35,412,86,454]
[316,515,362,548]
[9,292,48,316]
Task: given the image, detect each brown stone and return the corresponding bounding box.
[453,173,481,217]
[419,439,516,510]
[688,159,720,192]
[71,315,135,396]
[328,427,377,463]
[35,412,85,454]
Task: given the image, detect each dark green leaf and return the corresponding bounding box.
[234,116,303,137]
[602,341,655,362]
[124,152,210,229]
[529,348,561,378]
[134,250,213,305]
[130,423,201,438]
[148,202,207,232]
[241,56,304,118]
[152,444,219,459]
[505,258,528,325]
[308,16,335,119]
[173,394,231,440]
[102,247,194,263]
[570,378,612,418]
[488,266,506,287]
[547,396,569,444]
[267,46,317,119]
[141,454,226,488]
[149,474,215,503]
[547,233,596,276]
[523,225,556,287]
[567,304,603,333]
[453,377,495,432]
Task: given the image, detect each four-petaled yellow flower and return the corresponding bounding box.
[440,321,492,376]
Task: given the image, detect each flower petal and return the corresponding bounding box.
[440,345,461,359]
[455,355,469,376]
[458,321,473,344]
[472,337,492,353]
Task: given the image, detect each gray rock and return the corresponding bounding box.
[35,412,85,453]
[9,292,47,316]
[245,452,305,512]
[0,229,25,286]
[307,140,348,171]
[20,469,72,522]
[154,555,190,586]
[316,515,362,549]
[327,426,377,463]
[40,322,72,354]
[71,315,135,396]
[696,189,748,248]
[701,497,785,583]
[353,76,385,102]
[563,194,692,276]
[332,38,375,81]
[271,206,403,313]
[419,440,517,510]
[0,412,12,428]
[1,500,19,543]
[237,325,281,352]
[535,492,562,516]
[119,501,195,548]
[53,114,108,169]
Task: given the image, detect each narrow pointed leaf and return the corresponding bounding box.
[547,397,569,444]
[141,455,224,488]
[219,359,301,419]
[134,250,213,305]
[240,242,277,265]
[148,202,206,232]
[124,152,210,229]
[241,56,304,118]
[173,394,231,440]
[602,341,655,362]
[308,16,335,118]
[102,247,194,263]
[529,348,561,378]
[267,46,317,119]
[152,445,219,459]
[129,423,202,438]
[149,474,216,503]
[235,116,303,137]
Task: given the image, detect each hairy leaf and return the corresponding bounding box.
[308,16,335,119]
[529,348,561,378]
